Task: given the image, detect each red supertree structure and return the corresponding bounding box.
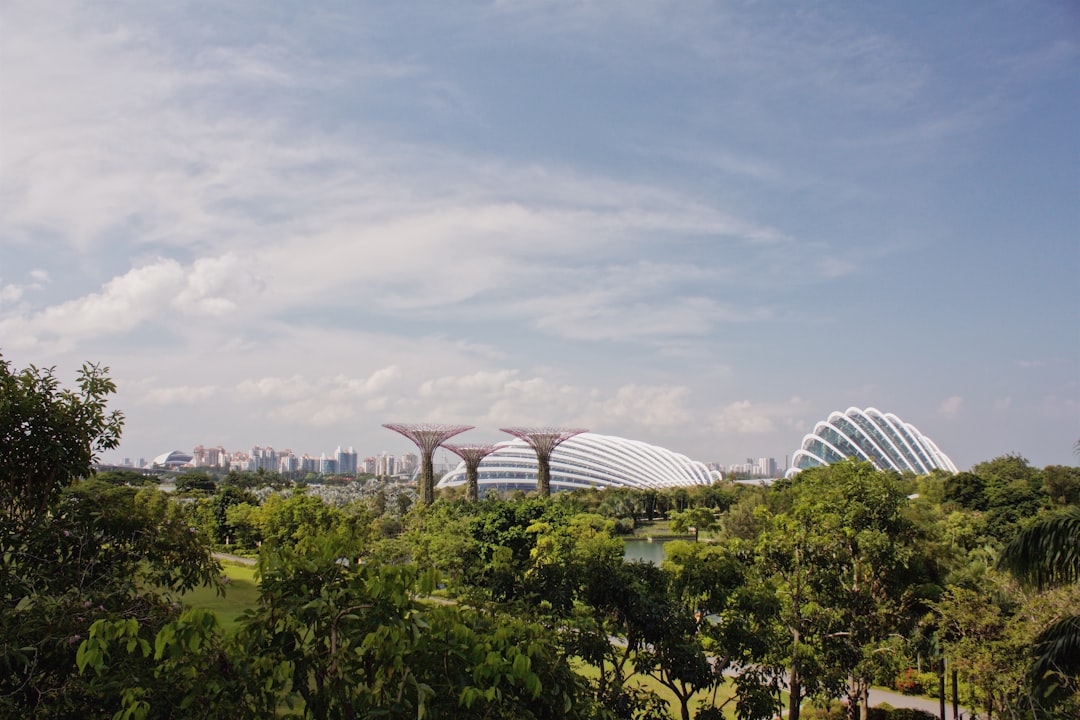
[382,423,473,505]
[499,427,588,498]
[442,443,500,503]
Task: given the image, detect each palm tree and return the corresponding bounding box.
[999,506,1080,703]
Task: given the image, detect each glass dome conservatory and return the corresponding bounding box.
[787,407,956,477]
[436,432,719,496]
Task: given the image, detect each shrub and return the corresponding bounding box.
[894,668,925,695]
[868,708,937,720]
[918,671,941,698]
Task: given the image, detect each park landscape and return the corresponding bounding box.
[2,358,1078,720]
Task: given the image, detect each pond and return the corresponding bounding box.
[622,537,691,564]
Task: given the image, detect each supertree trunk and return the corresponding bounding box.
[499,427,587,498]
[443,444,499,502]
[382,424,473,506]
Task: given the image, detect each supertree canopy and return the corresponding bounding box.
[442,444,500,503]
[382,423,473,505]
[499,427,588,497]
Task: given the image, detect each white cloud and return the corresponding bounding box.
[0,284,23,304]
[711,401,776,435]
[938,396,964,419]
[173,253,264,317]
[710,398,812,437]
[0,254,266,353]
[24,259,185,337]
[142,384,220,405]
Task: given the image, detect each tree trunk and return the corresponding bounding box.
[952,668,958,720]
[847,675,860,720]
[939,663,946,720]
[788,670,802,720]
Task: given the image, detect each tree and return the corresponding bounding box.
[0,357,220,717]
[210,485,258,544]
[175,471,217,494]
[0,357,124,530]
[942,471,987,511]
[755,461,935,720]
[663,539,781,720]
[999,506,1080,705]
[77,525,602,719]
[1042,465,1080,506]
[2,481,224,716]
[670,506,719,541]
[94,469,157,486]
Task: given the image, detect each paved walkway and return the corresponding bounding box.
[212,551,257,566]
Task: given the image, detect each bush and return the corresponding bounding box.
[801,704,845,720]
[868,708,937,720]
[894,668,925,695]
[919,671,941,698]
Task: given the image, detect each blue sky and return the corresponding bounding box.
[2,0,1077,470]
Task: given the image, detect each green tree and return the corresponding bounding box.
[999,506,1080,706]
[0,357,124,529]
[1042,465,1080,506]
[0,355,220,717]
[242,538,597,719]
[755,461,935,720]
[175,471,216,494]
[95,469,157,486]
[942,471,988,511]
[663,539,781,720]
[211,485,259,544]
[670,506,719,541]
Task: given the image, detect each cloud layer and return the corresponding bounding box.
[2,0,1077,468]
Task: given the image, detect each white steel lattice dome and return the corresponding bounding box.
[436,432,719,495]
[786,407,957,478]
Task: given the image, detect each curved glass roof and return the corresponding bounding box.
[152,450,194,467]
[436,432,719,495]
[787,407,957,477]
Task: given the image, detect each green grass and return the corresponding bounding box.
[180,562,260,630]
[574,659,739,719]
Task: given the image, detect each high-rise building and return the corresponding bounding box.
[279,453,299,474]
[376,453,396,477]
[336,446,358,475]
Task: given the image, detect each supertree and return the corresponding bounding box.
[382,423,473,505]
[499,427,588,498]
[442,443,501,502]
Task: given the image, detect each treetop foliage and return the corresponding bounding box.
[0,355,124,528]
[3,354,1079,719]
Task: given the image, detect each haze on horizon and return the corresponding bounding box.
[1,1,1077,470]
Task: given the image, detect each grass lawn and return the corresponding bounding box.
[575,659,741,719]
[180,561,260,630]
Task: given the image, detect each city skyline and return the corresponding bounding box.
[112,437,780,479]
[2,2,1077,471]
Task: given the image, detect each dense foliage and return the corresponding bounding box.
[3,355,1078,719]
